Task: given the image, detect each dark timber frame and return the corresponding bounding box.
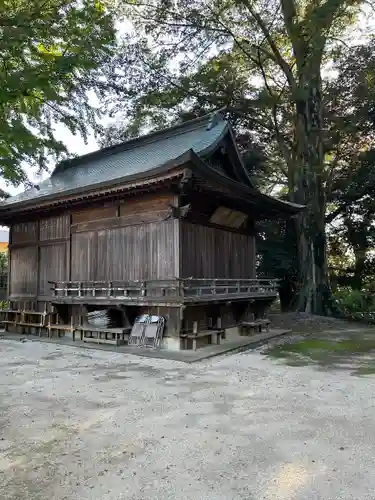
[0,112,303,350]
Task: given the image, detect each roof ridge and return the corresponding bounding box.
[53,111,226,175]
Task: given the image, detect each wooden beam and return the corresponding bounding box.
[70,210,170,233]
[9,237,69,250]
[1,170,185,223]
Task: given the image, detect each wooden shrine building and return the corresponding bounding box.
[0,112,302,350]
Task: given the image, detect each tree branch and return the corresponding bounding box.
[279,0,306,63]
[240,0,296,89]
[256,47,289,177]
[326,205,347,224]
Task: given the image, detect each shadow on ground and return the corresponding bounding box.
[263,330,375,376]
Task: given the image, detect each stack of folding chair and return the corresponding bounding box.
[128,314,148,347]
[128,315,165,349]
[87,310,109,328]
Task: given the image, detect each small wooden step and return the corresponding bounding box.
[180,329,223,350]
[78,326,130,346]
[77,326,131,334]
[82,336,122,346]
[240,318,270,334]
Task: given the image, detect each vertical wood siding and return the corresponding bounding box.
[70,220,176,281]
[10,247,38,296]
[38,243,68,295]
[180,222,256,278]
[71,231,97,281]
[39,215,70,241]
[11,222,38,244]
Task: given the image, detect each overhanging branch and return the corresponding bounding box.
[240,0,296,89]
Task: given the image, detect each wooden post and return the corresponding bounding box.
[41,303,47,337]
[79,305,84,340]
[177,279,183,300]
[47,314,51,339]
[71,315,75,341]
[192,321,198,351]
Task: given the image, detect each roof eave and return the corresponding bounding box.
[0,151,194,217]
[188,151,305,215]
[197,122,229,158]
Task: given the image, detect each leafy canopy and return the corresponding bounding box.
[103,0,374,309]
[0,0,116,187]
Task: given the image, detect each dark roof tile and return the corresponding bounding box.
[3,113,227,207]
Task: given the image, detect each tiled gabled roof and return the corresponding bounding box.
[2,113,229,207]
[0,111,304,217]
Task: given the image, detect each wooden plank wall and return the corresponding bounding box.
[70,221,176,281]
[10,216,70,298]
[180,221,256,279]
[10,246,38,296]
[39,215,70,296]
[70,193,176,281]
[9,193,176,299]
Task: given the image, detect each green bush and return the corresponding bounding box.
[334,287,375,321]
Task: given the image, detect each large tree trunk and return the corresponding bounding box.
[289,70,337,314]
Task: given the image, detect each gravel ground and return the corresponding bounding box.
[0,338,374,500]
[269,312,354,333]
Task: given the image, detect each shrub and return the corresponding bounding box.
[334,287,375,321]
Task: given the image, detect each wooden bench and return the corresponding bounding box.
[240,318,270,335]
[19,310,48,335]
[47,316,75,339]
[0,309,22,331]
[180,321,223,350]
[78,326,131,346]
[0,309,47,335]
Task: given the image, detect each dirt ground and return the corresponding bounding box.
[269,312,356,333]
[1,335,375,500]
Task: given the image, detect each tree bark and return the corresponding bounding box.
[269,0,356,314]
[289,67,337,314]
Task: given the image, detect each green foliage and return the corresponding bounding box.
[334,287,375,321]
[0,0,116,186]
[0,252,8,272]
[104,0,373,312]
[104,1,371,205]
[257,218,298,311]
[257,220,296,278]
